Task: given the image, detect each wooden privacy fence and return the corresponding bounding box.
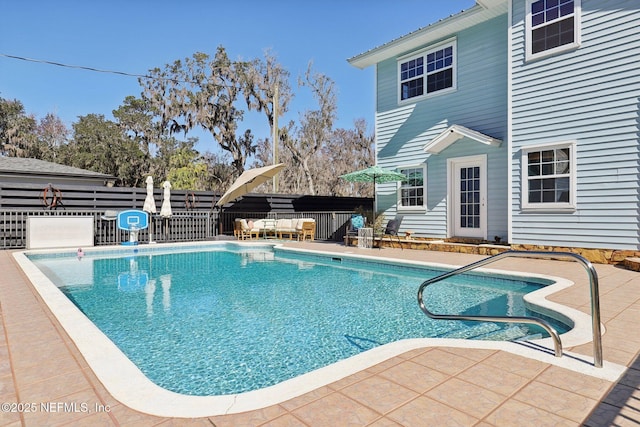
[0,182,218,211]
[1,210,356,249]
[0,182,372,213]
[0,181,372,249]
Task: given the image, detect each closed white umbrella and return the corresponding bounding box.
[160,180,172,218]
[160,180,172,239]
[142,176,157,243]
[142,176,157,213]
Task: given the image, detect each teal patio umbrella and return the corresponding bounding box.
[340,165,406,227]
[340,165,407,185]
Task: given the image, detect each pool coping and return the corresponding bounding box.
[12,242,627,418]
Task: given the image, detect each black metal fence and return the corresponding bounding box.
[218,211,354,242]
[0,209,356,249]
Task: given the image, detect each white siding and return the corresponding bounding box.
[375,14,509,240]
[511,0,640,249]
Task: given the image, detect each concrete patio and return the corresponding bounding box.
[0,242,638,426]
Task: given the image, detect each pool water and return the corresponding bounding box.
[30,245,568,396]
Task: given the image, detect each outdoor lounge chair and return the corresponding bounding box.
[379,215,404,249]
[275,218,299,239]
[274,218,316,240]
[250,218,277,238]
[234,219,259,240]
[344,214,365,246]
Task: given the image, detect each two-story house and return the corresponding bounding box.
[348,0,640,256]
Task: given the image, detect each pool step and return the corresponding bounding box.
[515,333,544,341]
[439,323,495,340]
[441,322,538,342]
[473,325,533,341]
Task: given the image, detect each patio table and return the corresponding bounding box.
[357,227,373,249]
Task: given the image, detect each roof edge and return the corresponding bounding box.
[0,169,116,180]
[348,0,507,69]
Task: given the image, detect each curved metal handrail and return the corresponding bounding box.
[417,250,603,367]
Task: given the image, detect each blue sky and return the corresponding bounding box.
[1,0,475,154]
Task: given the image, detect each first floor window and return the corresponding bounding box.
[522,142,576,210]
[398,166,425,209]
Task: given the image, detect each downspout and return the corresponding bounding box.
[507,0,513,244]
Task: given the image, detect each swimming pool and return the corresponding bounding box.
[27,243,569,397]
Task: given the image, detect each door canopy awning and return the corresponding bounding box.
[423,124,502,154]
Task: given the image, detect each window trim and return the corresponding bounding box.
[525,0,581,61]
[396,164,427,212]
[397,38,457,104]
[521,141,577,212]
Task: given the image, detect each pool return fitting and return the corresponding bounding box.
[417,250,603,368]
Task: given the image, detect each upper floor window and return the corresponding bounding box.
[399,40,456,102]
[398,165,426,210]
[526,0,581,60]
[521,142,576,211]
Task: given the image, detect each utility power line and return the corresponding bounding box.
[1,53,156,80]
[0,53,233,87]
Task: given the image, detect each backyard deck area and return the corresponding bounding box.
[0,242,638,426]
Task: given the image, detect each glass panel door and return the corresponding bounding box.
[459,166,480,230]
[451,157,486,239]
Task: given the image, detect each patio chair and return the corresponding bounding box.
[344,214,365,246]
[233,219,244,240]
[101,210,118,221]
[299,220,316,241]
[379,215,404,249]
[99,210,119,244]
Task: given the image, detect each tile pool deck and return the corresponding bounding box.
[0,242,638,426]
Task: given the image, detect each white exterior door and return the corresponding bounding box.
[449,155,487,239]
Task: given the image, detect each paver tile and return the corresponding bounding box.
[387,395,478,427]
[512,380,599,423]
[341,375,419,414]
[457,362,529,396]
[426,377,505,419]
[378,360,449,394]
[291,392,380,426]
[409,348,477,376]
[484,399,577,427]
